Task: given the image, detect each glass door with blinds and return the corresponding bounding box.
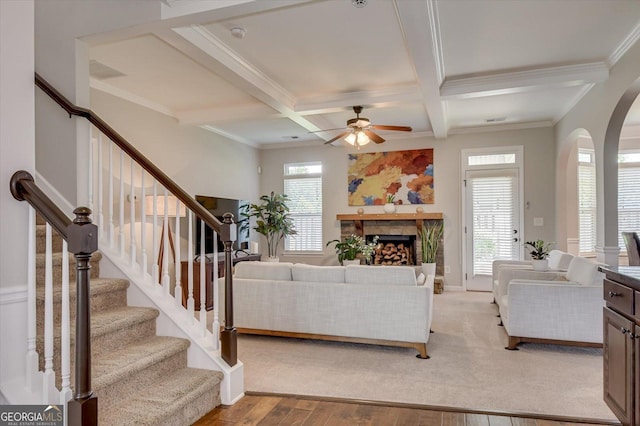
[464,168,521,291]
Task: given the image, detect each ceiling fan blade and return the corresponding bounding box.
[324,131,350,144]
[364,130,385,144]
[308,127,347,133]
[371,125,413,132]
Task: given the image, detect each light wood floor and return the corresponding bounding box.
[194,394,619,426]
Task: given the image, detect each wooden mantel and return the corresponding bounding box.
[337,212,443,238]
[336,213,442,221]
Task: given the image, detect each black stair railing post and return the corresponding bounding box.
[220,213,237,366]
[66,207,98,426]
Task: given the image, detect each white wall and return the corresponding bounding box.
[0,0,34,391]
[259,126,556,287]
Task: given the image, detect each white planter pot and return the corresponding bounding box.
[383,203,396,214]
[422,262,436,277]
[342,259,361,266]
[267,256,280,262]
[532,259,548,271]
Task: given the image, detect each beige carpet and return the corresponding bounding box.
[235,289,616,421]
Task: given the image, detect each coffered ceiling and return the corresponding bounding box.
[87,0,640,148]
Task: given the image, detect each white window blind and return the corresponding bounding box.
[470,174,515,275]
[284,162,323,252]
[578,149,596,254]
[618,161,640,252]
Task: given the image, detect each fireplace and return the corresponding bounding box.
[367,235,416,265]
[337,212,444,275]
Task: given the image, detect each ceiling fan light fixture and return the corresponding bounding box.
[345,130,370,149]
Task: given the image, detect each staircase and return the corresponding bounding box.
[35,219,223,425]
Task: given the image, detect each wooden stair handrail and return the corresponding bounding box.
[11,170,99,425]
[34,73,229,240]
[35,73,238,367]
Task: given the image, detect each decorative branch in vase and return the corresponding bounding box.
[419,221,443,277]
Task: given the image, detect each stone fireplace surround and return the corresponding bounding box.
[337,213,444,276]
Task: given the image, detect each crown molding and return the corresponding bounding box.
[90,78,176,118]
[608,22,640,67]
[449,120,553,135]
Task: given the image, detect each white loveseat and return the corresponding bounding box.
[220,262,434,358]
[497,256,605,349]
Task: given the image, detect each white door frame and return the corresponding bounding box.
[461,146,525,291]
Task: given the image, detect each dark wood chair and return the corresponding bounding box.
[622,232,640,266]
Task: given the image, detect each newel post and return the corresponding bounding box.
[66,207,98,426]
[220,213,237,366]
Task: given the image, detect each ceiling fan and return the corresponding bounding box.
[320,106,412,148]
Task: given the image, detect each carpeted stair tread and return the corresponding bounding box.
[92,336,190,390]
[104,367,223,426]
[87,306,158,339]
[35,277,129,301]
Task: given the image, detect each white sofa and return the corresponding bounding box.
[497,256,605,349]
[220,262,434,358]
[492,249,574,305]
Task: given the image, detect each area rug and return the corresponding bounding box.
[235,289,616,421]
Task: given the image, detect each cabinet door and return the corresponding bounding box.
[603,307,634,425]
[636,324,639,426]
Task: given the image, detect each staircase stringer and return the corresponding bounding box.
[97,244,244,405]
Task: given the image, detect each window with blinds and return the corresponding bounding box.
[284,162,323,252]
[618,152,640,252]
[578,149,596,255]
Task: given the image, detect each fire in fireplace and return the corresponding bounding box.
[366,235,416,265]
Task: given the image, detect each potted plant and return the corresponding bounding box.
[242,191,296,261]
[524,239,554,271]
[419,221,443,276]
[384,193,396,214]
[327,234,369,265]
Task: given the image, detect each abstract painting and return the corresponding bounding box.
[347,149,434,206]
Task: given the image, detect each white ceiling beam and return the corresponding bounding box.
[90,78,176,118]
[294,85,424,115]
[441,62,609,100]
[165,25,332,136]
[395,0,448,138]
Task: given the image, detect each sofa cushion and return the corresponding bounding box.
[292,263,345,283]
[548,250,574,270]
[565,257,603,286]
[234,261,293,281]
[344,265,417,286]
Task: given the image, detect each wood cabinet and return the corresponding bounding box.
[601,268,640,426]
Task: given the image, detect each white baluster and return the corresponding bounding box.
[130,158,137,266]
[59,241,72,403]
[108,143,114,247]
[152,182,159,286]
[88,127,94,213]
[119,150,125,256]
[199,220,207,334]
[42,224,56,403]
[187,212,195,323]
[25,207,39,392]
[212,230,220,348]
[174,198,182,308]
[97,133,104,235]
[162,189,170,295]
[140,171,148,277]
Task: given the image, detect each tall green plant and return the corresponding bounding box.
[420,222,443,263]
[243,192,296,258]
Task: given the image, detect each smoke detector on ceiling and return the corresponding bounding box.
[230,27,247,39]
[352,0,367,8]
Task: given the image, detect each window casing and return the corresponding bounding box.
[618,151,640,252]
[284,162,323,252]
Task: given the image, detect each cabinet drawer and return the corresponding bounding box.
[604,279,634,316]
